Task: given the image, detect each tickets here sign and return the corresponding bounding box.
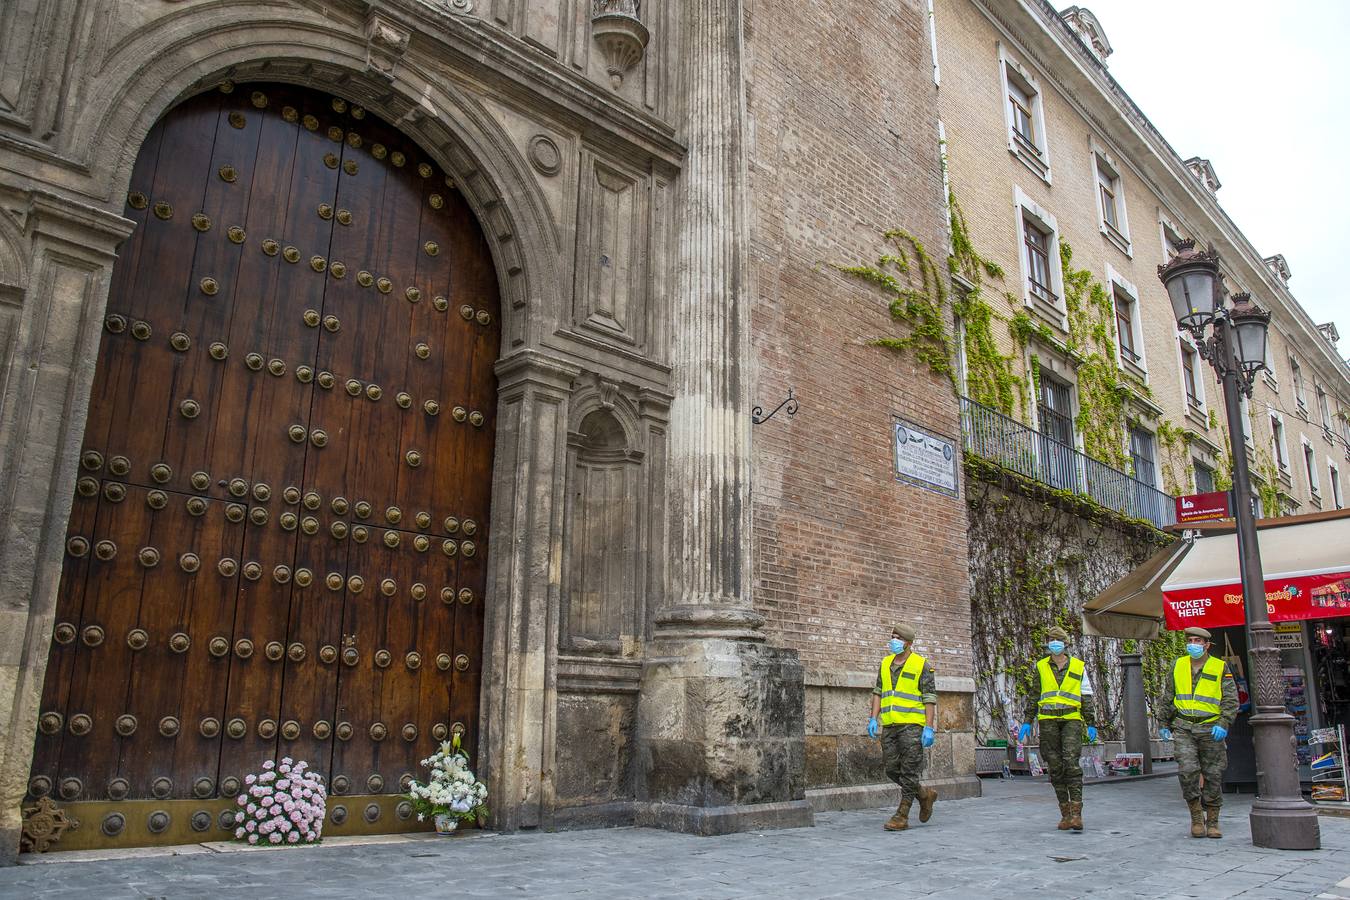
[1163,572,1350,630]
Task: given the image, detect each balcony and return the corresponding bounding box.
[959,396,1177,529]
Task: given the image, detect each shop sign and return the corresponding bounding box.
[892,417,958,499]
[1273,622,1304,650]
[1175,490,1231,524]
[1162,571,1350,631]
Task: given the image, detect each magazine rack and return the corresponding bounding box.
[1310,724,1348,805]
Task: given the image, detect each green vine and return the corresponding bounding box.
[1155,420,1193,495]
[834,230,954,382]
[1059,242,1131,471]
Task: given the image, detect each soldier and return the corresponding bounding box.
[1015,625,1098,831]
[1157,626,1238,839]
[867,622,937,832]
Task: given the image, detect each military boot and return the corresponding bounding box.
[1204,806,1222,839]
[917,786,938,823]
[1068,801,1083,832]
[1187,799,1205,838]
[884,796,913,831]
[1056,802,1072,831]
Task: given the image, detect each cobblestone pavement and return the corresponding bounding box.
[4,777,1350,899]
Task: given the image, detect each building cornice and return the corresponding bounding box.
[970,0,1350,388]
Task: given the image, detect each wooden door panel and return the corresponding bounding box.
[27,485,100,800]
[33,84,498,841]
[116,487,245,800]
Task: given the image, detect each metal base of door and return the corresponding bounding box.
[22,794,449,854]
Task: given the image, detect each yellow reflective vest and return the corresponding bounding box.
[1172,655,1226,723]
[879,652,928,726]
[1036,656,1085,721]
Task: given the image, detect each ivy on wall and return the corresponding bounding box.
[832,176,1215,739]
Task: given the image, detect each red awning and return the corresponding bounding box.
[1085,508,1350,638]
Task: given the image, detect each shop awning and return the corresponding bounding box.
[1083,508,1350,640]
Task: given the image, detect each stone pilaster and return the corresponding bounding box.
[480,350,580,831]
[634,0,811,834]
[0,190,135,864]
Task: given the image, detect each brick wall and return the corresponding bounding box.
[745,0,973,686]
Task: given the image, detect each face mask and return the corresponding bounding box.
[1186,642,1206,659]
[889,638,905,655]
[1047,640,1066,655]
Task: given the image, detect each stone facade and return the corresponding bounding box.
[0,0,978,860]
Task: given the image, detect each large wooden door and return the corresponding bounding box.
[26,83,499,848]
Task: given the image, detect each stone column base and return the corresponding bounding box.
[635,798,815,835]
[806,775,983,813]
[635,633,812,834]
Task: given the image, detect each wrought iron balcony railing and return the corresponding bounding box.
[959,396,1177,528]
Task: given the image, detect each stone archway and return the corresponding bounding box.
[4,7,583,856]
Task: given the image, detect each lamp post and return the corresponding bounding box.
[1158,239,1320,850]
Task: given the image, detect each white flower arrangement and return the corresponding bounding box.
[405,734,489,825]
[231,757,327,846]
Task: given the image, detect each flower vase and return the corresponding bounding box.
[433,813,458,835]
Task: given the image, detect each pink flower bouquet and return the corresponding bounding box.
[232,757,327,846]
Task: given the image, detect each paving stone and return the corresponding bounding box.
[2,778,1348,899]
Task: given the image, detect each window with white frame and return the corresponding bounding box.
[1291,355,1307,412]
[1094,152,1131,254]
[1000,50,1050,180]
[1193,460,1215,494]
[1330,461,1343,510]
[1161,219,1185,261]
[1241,396,1253,446]
[1251,489,1264,520]
[1180,338,1204,413]
[1317,385,1332,433]
[1303,438,1319,496]
[1114,288,1139,365]
[1015,190,1063,316]
[1128,426,1157,488]
[1271,411,1289,471]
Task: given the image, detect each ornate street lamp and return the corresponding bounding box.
[1158,238,1320,850]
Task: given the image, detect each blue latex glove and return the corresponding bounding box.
[921,726,935,748]
[1086,726,1098,743]
[867,716,879,739]
[1159,727,1172,742]
[1211,725,1227,742]
[1017,723,1032,743]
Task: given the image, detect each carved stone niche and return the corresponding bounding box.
[561,385,646,655]
[591,1,650,89]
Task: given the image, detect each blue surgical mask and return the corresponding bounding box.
[1186,642,1206,659]
[1047,640,1066,655]
[889,638,905,655]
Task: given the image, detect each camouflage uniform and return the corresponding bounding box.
[1023,659,1096,804]
[873,656,938,805]
[1158,656,1239,808]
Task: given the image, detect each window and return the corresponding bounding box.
[1161,220,1185,260]
[1291,356,1306,412]
[1035,370,1076,491]
[1181,340,1203,412]
[1304,439,1320,496]
[1331,462,1343,510]
[1000,51,1050,180]
[1094,152,1131,254]
[1114,289,1139,365]
[1024,218,1054,305]
[1037,371,1074,447]
[1241,396,1253,446]
[1015,188,1063,317]
[1252,491,1264,520]
[1317,386,1332,432]
[1193,461,1215,494]
[1271,412,1288,471]
[1129,426,1157,488]
[1009,80,1036,152]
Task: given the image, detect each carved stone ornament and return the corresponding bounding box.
[364,12,412,79]
[591,0,649,89]
[20,796,78,853]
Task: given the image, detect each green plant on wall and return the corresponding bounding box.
[1155,420,1194,496]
